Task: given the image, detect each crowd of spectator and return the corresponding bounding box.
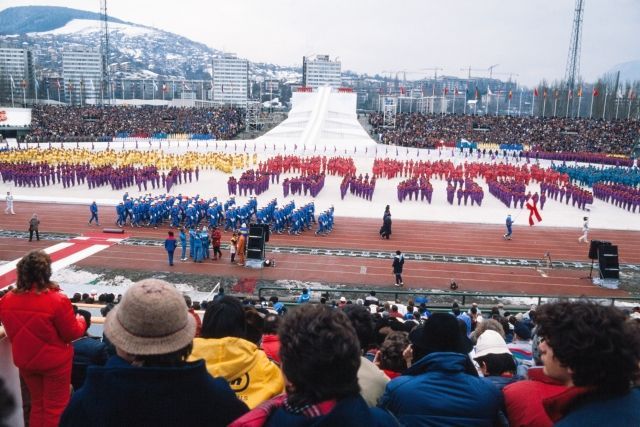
[370,113,640,156]
[2,250,640,426]
[26,105,245,142]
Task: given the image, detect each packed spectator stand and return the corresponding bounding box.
[370,113,640,157]
[25,105,245,142]
[2,270,640,426]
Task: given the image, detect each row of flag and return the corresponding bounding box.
[381,85,637,100]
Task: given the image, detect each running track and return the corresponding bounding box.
[1,201,639,297]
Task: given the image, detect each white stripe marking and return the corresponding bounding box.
[0,242,75,276]
[51,245,110,272]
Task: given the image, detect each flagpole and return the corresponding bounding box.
[496,92,499,116]
[518,89,523,116]
[463,90,467,115]
[531,90,535,116]
[590,89,595,119]
[565,91,570,118]
[508,96,511,115]
[553,96,558,117]
[629,96,633,120]
[615,95,620,120]
[57,81,61,103]
[46,82,50,101]
[602,88,608,120]
[34,77,38,105]
[23,86,26,107]
[577,93,582,118]
[453,92,456,115]
[542,94,546,117]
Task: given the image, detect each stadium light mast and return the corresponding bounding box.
[100,0,111,104]
[564,0,585,112]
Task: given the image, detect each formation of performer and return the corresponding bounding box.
[283,174,325,198]
[115,192,333,237]
[340,174,375,200]
[397,177,433,203]
[593,183,640,213]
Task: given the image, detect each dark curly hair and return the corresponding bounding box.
[15,250,57,293]
[342,304,375,351]
[536,301,640,394]
[278,304,361,407]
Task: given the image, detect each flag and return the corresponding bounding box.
[526,201,542,226]
[89,79,95,91]
[616,87,624,98]
[56,79,61,89]
[10,75,15,89]
[443,87,449,95]
[454,87,459,96]
[577,87,583,97]
[554,89,559,99]
[487,86,493,96]
[508,90,512,100]
[567,90,573,100]
[20,80,27,88]
[534,88,539,97]
[221,84,224,93]
[593,87,599,97]
[400,86,405,95]
[543,89,547,98]
[474,86,479,99]
[153,80,158,91]
[162,83,168,92]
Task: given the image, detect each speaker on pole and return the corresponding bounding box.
[598,244,619,280]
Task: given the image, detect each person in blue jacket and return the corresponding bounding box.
[164,231,177,266]
[503,214,513,240]
[89,201,99,226]
[297,288,310,303]
[179,227,187,261]
[230,304,398,427]
[379,313,502,426]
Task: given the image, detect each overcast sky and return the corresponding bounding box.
[3,0,639,85]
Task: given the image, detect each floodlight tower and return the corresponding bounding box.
[100,0,111,104]
[564,0,585,93]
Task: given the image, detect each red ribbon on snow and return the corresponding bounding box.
[526,200,542,226]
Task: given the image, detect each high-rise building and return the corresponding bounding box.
[0,47,35,106]
[62,47,102,105]
[212,55,248,107]
[302,55,341,89]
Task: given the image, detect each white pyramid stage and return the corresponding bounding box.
[256,86,377,152]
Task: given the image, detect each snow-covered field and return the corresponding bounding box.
[2,140,637,231]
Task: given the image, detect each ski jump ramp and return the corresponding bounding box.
[256,86,377,152]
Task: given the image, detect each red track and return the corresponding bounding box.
[1,201,638,297]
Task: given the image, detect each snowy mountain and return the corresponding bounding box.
[0,6,301,82]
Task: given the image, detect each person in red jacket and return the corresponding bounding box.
[260,313,281,364]
[0,250,85,427]
[210,226,222,260]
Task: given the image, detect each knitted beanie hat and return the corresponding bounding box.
[105,279,195,355]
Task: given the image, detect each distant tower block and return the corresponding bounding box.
[564,0,585,92]
[383,97,397,129]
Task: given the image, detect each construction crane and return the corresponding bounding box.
[492,72,520,83]
[460,66,487,80]
[418,67,443,81]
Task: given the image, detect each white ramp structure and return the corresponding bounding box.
[256,86,376,152]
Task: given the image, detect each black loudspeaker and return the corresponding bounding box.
[589,240,611,260]
[247,224,266,260]
[598,245,619,279]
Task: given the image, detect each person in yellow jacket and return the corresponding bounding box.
[188,295,284,409]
